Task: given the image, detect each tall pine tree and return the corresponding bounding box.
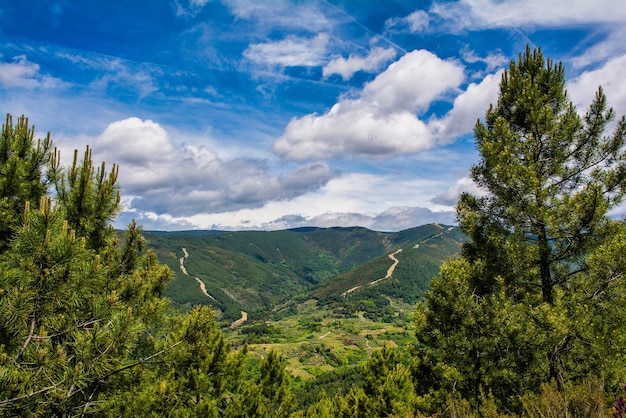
[0,114,255,416]
[414,47,626,411]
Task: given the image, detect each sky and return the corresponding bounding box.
[2,0,626,231]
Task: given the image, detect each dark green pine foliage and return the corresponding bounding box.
[413,46,626,412]
[227,349,296,417]
[54,146,121,251]
[105,306,248,417]
[299,345,417,417]
[0,114,170,415]
[0,114,56,253]
[0,114,252,417]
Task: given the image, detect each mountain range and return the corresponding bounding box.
[145,223,465,324]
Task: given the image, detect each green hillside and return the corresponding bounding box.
[145,224,465,323]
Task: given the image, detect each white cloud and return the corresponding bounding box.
[90,59,157,98]
[83,118,335,217]
[569,26,626,69]
[429,0,626,31]
[362,50,464,113]
[0,55,64,89]
[429,70,503,144]
[406,10,430,32]
[226,0,331,32]
[121,205,456,232]
[274,103,433,160]
[282,206,455,231]
[461,47,508,72]
[385,10,430,33]
[323,47,396,81]
[568,54,626,119]
[274,50,465,161]
[58,52,158,97]
[173,0,211,17]
[131,171,456,231]
[97,118,175,166]
[243,33,329,67]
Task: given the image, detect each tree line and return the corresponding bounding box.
[2,46,626,416]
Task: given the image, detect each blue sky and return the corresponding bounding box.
[2,0,626,231]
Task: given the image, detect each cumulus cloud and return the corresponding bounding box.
[429,70,503,144]
[274,49,465,161]
[243,33,329,67]
[568,54,626,119]
[323,47,396,81]
[89,117,336,217]
[0,55,65,89]
[363,50,464,112]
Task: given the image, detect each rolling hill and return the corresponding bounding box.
[144,223,465,323]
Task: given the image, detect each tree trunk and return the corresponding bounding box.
[538,225,553,305]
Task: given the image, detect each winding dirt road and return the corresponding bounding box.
[370,248,403,285]
[179,248,217,301]
[413,232,443,249]
[342,248,403,296]
[180,248,248,328]
[230,311,248,329]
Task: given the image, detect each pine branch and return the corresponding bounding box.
[15,315,36,362]
[100,339,184,380]
[31,318,100,340]
[0,382,61,409]
[66,339,185,411]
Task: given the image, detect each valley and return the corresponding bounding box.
[145,223,465,380]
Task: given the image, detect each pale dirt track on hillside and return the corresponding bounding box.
[180,248,248,328]
[180,248,216,301]
[341,248,403,296]
[230,311,248,329]
[413,232,443,249]
[370,248,403,285]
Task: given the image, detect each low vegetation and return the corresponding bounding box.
[2,46,626,416]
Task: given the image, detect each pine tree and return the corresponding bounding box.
[106,306,248,417]
[0,114,254,416]
[226,349,296,417]
[0,114,56,253]
[0,113,304,417]
[0,167,169,415]
[414,47,626,411]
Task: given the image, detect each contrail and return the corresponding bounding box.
[320,0,409,54]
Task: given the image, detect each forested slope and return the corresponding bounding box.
[145,224,464,322]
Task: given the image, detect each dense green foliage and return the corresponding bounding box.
[412,46,626,414]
